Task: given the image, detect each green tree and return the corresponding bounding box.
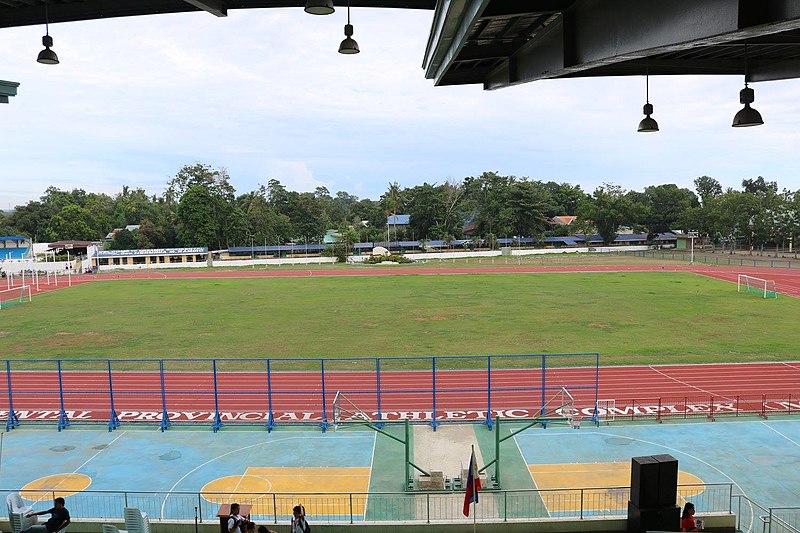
[177,186,217,248]
[640,184,699,237]
[577,184,634,245]
[694,176,723,206]
[47,204,99,241]
[107,228,138,250]
[508,180,554,239]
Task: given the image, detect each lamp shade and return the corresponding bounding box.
[637,115,659,132]
[37,35,59,64]
[637,102,658,132]
[339,23,359,54]
[732,104,764,127]
[304,0,334,15]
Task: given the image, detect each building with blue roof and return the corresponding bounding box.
[0,236,31,259]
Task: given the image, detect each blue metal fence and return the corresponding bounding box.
[0,354,600,433]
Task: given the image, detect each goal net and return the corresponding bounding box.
[0,285,32,310]
[737,274,778,298]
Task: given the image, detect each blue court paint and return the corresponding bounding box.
[513,419,800,507]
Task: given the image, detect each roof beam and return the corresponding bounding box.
[0,79,19,104]
[485,0,800,90]
[181,0,227,16]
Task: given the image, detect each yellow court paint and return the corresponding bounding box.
[529,462,704,513]
[201,467,371,517]
[21,473,92,501]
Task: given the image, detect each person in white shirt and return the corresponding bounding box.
[227,503,245,533]
[290,504,309,533]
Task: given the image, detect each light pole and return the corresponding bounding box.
[688,231,698,264]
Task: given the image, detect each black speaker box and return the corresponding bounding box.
[627,501,681,533]
[653,454,678,506]
[630,455,660,508]
[631,454,678,508]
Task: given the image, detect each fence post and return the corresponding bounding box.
[580,489,584,519]
[5,359,20,431]
[430,357,439,429]
[211,359,223,432]
[486,355,493,429]
[349,493,354,524]
[375,358,383,428]
[159,359,171,431]
[426,493,430,523]
[265,358,275,432]
[272,494,278,524]
[56,359,70,431]
[321,358,329,432]
[503,490,507,522]
[197,494,203,523]
[107,359,121,431]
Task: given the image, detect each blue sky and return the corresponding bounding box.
[2,7,800,208]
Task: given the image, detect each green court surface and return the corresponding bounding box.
[1,419,798,524]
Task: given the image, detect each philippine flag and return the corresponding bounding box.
[463,447,482,517]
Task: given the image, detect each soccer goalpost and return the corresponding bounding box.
[737,274,778,299]
[0,285,32,310]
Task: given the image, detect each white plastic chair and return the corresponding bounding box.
[6,493,34,516]
[103,524,128,533]
[123,507,150,533]
[8,512,39,533]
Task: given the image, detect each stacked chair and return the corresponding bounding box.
[124,507,151,533]
[6,492,37,533]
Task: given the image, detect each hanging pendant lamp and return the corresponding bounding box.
[338,1,360,54]
[37,0,59,65]
[637,68,658,132]
[732,45,764,127]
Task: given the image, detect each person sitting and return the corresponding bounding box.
[22,497,70,533]
[681,502,699,532]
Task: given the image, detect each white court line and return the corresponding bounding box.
[759,422,800,448]
[159,433,372,520]
[646,365,737,403]
[30,431,128,504]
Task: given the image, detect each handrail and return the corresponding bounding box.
[1,483,734,525]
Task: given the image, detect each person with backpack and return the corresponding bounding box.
[227,503,245,533]
[290,504,310,533]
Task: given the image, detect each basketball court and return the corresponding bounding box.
[1,417,799,524]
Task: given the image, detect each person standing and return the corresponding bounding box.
[227,503,245,533]
[290,504,309,533]
[23,497,70,533]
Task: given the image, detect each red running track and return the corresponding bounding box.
[1,362,798,424]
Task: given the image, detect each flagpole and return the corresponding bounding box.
[472,444,477,533]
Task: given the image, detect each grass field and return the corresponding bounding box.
[0,270,798,367]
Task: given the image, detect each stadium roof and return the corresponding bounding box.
[423,1,800,88]
[0,1,434,28]
[3,2,800,91]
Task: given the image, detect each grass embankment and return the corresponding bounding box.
[0,271,797,367]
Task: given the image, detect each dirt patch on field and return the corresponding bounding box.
[49,331,117,347]
[588,322,612,329]
[414,315,447,321]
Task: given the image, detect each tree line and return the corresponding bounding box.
[1,164,799,251]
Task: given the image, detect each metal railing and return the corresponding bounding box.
[0,354,600,432]
[1,483,733,524]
